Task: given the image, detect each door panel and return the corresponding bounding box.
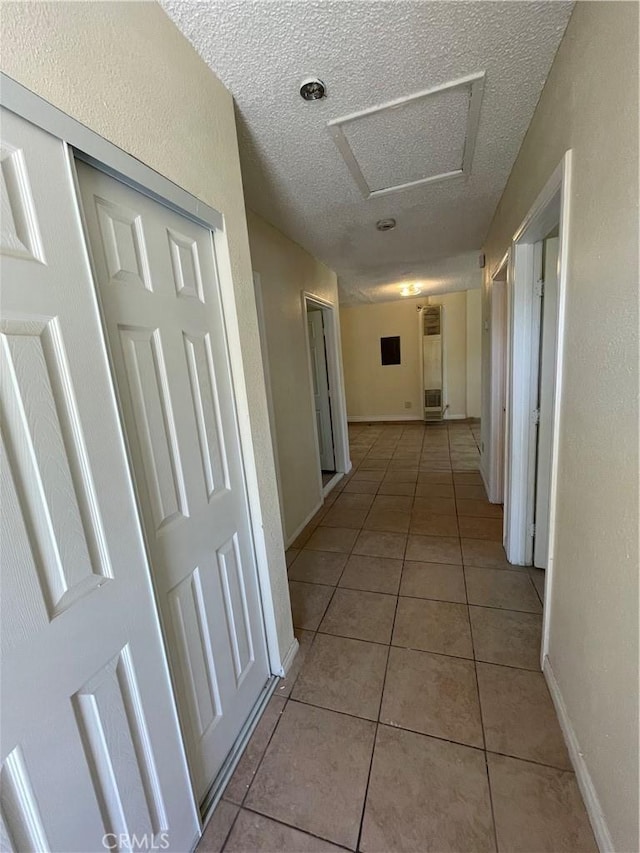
[0,110,198,852]
[76,163,270,801]
[534,237,559,569]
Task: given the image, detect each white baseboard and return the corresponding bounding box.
[278,636,300,678]
[347,414,422,423]
[480,462,492,502]
[323,471,343,496]
[444,412,467,420]
[285,498,323,548]
[543,656,613,852]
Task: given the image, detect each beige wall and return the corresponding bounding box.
[246,211,340,543]
[482,3,639,849]
[340,297,423,420]
[340,290,481,421]
[0,1,294,660]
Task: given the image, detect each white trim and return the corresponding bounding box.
[0,73,222,232]
[486,252,509,505]
[480,465,491,501]
[0,75,285,686]
[285,498,324,549]
[443,413,466,421]
[543,657,614,853]
[504,151,572,591]
[323,472,344,496]
[302,292,351,490]
[199,676,278,829]
[279,637,300,677]
[327,72,485,199]
[347,414,422,423]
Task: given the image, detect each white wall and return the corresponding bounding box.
[428,291,467,419]
[246,211,341,544]
[481,3,639,849]
[465,288,482,419]
[0,1,294,661]
[340,289,481,421]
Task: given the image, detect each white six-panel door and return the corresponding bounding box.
[0,111,199,852]
[75,163,270,802]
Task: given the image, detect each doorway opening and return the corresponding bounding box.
[302,293,350,498]
[307,303,336,480]
[503,151,571,663]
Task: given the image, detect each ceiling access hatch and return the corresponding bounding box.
[327,72,485,200]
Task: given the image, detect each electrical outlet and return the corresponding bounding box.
[404,401,412,409]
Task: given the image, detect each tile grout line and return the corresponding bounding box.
[463,561,500,853]
[354,552,401,853]
[239,803,354,852]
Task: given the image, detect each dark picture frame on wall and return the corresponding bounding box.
[381,335,401,365]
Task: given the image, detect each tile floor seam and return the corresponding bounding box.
[286,695,510,759]
[218,801,242,852]
[485,747,581,774]
[237,804,354,852]
[357,585,398,853]
[226,692,291,811]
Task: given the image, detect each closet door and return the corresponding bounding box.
[0,111,199,851]
[76,163,270,802]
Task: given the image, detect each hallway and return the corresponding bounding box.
[199,422,596,852]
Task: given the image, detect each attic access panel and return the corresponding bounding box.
[327,72,485,199]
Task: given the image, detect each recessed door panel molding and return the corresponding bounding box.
[168,228,205,302]
[168,567,222,740]
[0,315,112,619]
[217,535,254,686]
[73,646,168,846]
[0,746,49,853]
[94,195,152,291]
[77,160,270,803]
[183,330,229,499]
[0,142,45,263]
[119,325,189,531]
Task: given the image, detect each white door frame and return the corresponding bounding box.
[503,151,572,664]
[301,292,351,497]
[0,73,284,686]
[486,252,509,504]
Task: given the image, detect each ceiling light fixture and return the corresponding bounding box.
[400,283,422,297]
[376,218,396,232]
[299,77,326,101]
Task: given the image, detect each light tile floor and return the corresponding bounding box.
[199,422,597,853]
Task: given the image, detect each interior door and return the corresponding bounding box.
[0,111,199,851]
[533,236,559,568]
[75,163,270,802]
[307,308,335,471]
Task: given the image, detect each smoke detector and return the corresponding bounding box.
[376,218,396,232]
[299,78,326,101]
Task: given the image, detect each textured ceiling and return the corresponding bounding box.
[161,1,573,304]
